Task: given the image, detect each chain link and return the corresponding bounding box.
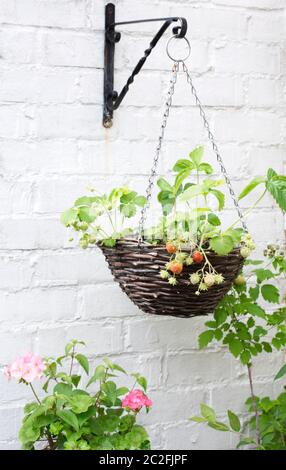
[137,59,248,243]
[181,61,248,232]
[137,61,179,243]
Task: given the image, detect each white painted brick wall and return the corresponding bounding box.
[0,0,285,450]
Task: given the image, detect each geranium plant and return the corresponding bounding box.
[4,340,152,450]
[61,146,286,295]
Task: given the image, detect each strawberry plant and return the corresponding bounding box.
[4,340,152,450]
[61,145,286,295]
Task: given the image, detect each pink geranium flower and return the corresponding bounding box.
[3,353,45,383]
[122,389,153,411]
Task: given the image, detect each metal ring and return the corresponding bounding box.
[166,36,191,62]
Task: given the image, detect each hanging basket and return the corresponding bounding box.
[100,238,244,318]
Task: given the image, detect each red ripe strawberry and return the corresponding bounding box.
[192,251,204,263]
[169,262,183,275]
[166,242,177,254]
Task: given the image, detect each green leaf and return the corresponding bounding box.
[60,208,78,226]
[200,403,216,422]
[157,178,173,192]
[210,235,234,256]
[198,330,214,349]
[245,303,266,318]
[173,159,193,172]
[224,228,243,244]
[190,416,207,423]
[239,176,265,200]
[254,269,275,282]
[208,421,229,432]
[69,394,94,414]
[134,196,146,207]
[87,365,106,387]
[174,169,192,192]
[189,146,204,166]
[208,213,221,226]
[75,354,89,375]
[227,410,241,432]
[249,286,260,301]
[57,410,79,432]
[262,342,272,353]
[180,183,205,202]
[274,364,286,381]
[261,284,279,303]
[214,308,228,326]
[78,206,96,223]
[198,163,213,175]
[237,437,256,448]
[54,383,73,397]
[116,387,129,397]
[229,338,244,357]
[266,168,286,212]
[209,189,225,210]
[101,238,117,248]
[240,350,251,365]
[120,203,136,218]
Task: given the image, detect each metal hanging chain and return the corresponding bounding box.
[138,61,179,243]
[181,61,248,232]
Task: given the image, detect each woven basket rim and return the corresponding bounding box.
[99,236,242,257]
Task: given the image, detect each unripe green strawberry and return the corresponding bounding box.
[168,276,177,286]
[234,274,245,286]
[240,247,250,258]
[190,273,200,285]
[160,270,169,280]
[214,274,224,285]
[204,273,215,287]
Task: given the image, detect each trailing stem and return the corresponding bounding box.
[247,364,261,448]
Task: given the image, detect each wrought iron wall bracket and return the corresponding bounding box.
[103,3,187,128]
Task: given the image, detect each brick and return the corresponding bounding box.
[65,321,124,355]
[0,329,34,363]
[212,0,285,8]
[166,352,232,386]
[139,388,210,426]
[0,140,79,175]
[0,28,41,65]
[247,78,280,107]
[126,317,207,352]
[168,5,247,40]
[213,43,280,75]
[248,12,284,42]
[0,218,67,250]
[0,287,77,324]
[0,407,23,441]
[0,256,33,290]
[77,140,165,176]
[0,179,33,214]
[34,250,112,286]
[0,67,79,104]
[247,146,285,175]
[187,421,233,450]
[33,176,113,213]
[2,0,87,29]
[171,75,244,107]
[79,283,140,319]
[36,105,105,139]
[43,31,103,68]
[214,110,283,144]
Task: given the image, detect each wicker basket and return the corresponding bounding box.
[100,238,244,318]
